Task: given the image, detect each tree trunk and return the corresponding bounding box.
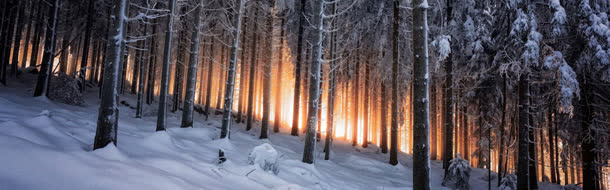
[302,0,324,164]
[33,0,59,97]
[389,0,400,166]
[528,96,538,189]
[180,0,204,128]
[580,75,599,190]
[215,40,226,113]
[291,0,306,136]
[79,0,94,91]
[411,0,431,188]
[324,2,337,160]
[172,6,188,112]
[136,19,150,119]
[352,44,360,147]
[442,0,454,172]
[146,22,158,105]
[380,81,388,154]
[362,53,370,148]
[93,0,126,150]
[236,8,249,124]
[155,0,177,132]
[260,0,274,139]
[10,0,25,77]
[118,1,131,94]
[430,79,437,160]
[517,74,530,190]
[219,0,244,138]
[273,16,285,133]
[204,37,215,120]
[21,1,37,69]
[246,6,259,131]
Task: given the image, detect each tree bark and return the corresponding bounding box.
[389,0,400,166]
[93,0,126,150]
[245,6,259,131]
[517,74,531,190]
[33,0,59,97]
[273,16,285,133]
[21,1,37,69]
[411,0,431,188]
[204,37,215,120]
[290,0,306,136]
[260,0,274,139]
[302,0,324,164]
[156,0,177,132]
[79,0,94,91]
[236,8,249,124]
[442,0,454,172]
[324,2,337,160]
[10,0,25,77]
[180,0,204,127]
[219,0,244,138]
[146,21,158,105]
[136,19,150,119]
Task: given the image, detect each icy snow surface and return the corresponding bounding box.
[0,74,563,190]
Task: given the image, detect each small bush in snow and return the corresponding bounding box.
[442,155,471,190]
[563,184,582,190]
[48,73,85,106]
[498,174,517,190]
[248,143,280,175]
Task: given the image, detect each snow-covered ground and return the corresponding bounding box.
[0,75,561,190]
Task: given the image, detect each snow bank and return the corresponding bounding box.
[248,143,280,175]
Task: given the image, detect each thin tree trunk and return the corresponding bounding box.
[33,0,59,97]
[246,6,259,131]
[411,0,431,188]
[21,1,37,69]
[219,0,244,138]
[10,0,25,77]
[236,8,249,124]
[324,2,337,160]
[362,53,370,148]
[260,0,274,139]
[172,6,188,112]
[430,79,437,160]
[389,0,400,166]
[381,80,388,153]
[517,74,531,190]
[442,0,454,172]
[352,44,360,147]
[273,16,285,133]
[204,37,214,120]
[79,0,94,91]
[291,0,306,136]
[93,0,126,150]
[302,0,324,164]
[215,40,226,113]
[155,0,177,132]
[146,21,158,105]
[1,1,17,84]
[136,19,149,119]
[180,0,204,128]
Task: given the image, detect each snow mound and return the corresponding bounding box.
[248,143,280,175]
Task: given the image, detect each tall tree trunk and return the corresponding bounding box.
[260,0,274,139]
[352,44,360,147]
[389,0,400,166]
[155,0,177,132]
[93,0,126,150]
[219,0,244,138]
[528,96,538,189]
[1,1,17,84]
[204,37,215,120]
[136,20,149,119]
[10,0,25,77]
[273,16,285,133]
[236,8,249,124]
[517,74,531,190]
[180,0,204,128]
[580,74,599,190]
[21,1,37,69]
[324,2,337,160]
[33,0,59,97]
[172,6,188,112]
[302,0,324,164]
[362,53,370,148]
[291,0,306,136]
[430,79,437,160]
[442,0,454,172]
[411,0,431,188]
[215,40,226,113]
[118,1,131,94]
[380,80,389,153]
[146,22,158,105]
[245,6,259,131]
[79,0,95,91]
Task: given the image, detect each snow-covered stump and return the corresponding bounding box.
[248,143,280,175]
[442,155,471,190]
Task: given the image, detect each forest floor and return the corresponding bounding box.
[0,73,562,190]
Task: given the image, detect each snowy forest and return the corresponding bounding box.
[0,0,609,189]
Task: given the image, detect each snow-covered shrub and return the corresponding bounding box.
[48,73,85,106]
[442,155,471,190]
[498,174,517,190]
[248,143,280,175]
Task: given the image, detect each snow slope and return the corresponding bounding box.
[0,75,561,190]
